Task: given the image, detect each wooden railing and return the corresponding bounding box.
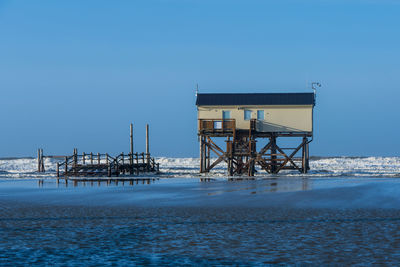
[56,151,159,177]
[199,119,236,132]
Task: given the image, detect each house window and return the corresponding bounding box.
[222,110,230,120]
[257,110,264,120]
[244,110,251,120]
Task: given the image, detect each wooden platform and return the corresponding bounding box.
[56,151,159,178]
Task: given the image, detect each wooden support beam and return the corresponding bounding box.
[56,162,59,177]
[37,149,41,172]
[130,123,134,157]
[199,135,204,173]
[275,145,301,171]
[270,136,277,173]
[207,155,225,171]
[146,124,150,168]
[275,138,307,173]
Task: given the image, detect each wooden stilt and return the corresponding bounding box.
[146,124,150,170]
[37,149,41,172]
[56,162,59,177]
[130,123,134,158]
[200,136,204,173]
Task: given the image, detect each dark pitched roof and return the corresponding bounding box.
[196,93,315,106]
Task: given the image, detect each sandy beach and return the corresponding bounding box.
[1,177,400,265]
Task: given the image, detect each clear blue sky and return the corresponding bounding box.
[0,0,399,157]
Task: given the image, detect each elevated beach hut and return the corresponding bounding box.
[196,92,315,175]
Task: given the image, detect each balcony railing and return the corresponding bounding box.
[199,119,236,133]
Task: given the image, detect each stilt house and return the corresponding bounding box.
[196,92,315,175]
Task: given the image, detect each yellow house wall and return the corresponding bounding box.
[197,105,313,132]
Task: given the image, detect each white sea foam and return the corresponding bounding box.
[1,156,400,179]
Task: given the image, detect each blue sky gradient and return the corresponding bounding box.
[0,0,399,157]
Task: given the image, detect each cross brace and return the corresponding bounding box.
[199,134,310,176]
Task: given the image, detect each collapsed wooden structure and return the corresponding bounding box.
[56,149,159,177]
[38,124,160,178]
[197,93,315,176]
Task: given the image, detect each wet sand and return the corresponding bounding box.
[1,178,400,265]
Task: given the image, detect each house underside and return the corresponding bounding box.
[199,119,312,176]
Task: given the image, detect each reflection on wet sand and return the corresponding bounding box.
[38,178,159,188]
[201,177,310,194]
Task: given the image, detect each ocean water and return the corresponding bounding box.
[1,178,400,265]
[2,156,400,179]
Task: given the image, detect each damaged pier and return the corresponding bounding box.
[38,123,160,178]
[56,149,159,177]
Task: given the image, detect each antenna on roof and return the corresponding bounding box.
[311,82,321,106]
[195,83,199,96]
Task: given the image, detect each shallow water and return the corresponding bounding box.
[1,178,400,265]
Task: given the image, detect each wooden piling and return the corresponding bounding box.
[270,136,277,174]
[146,124,150,169]
[41,149,45,172]
[37,149,41,172]
[73,148,78,165]
[64,156,68,176]
[135,153,139,175]
[56,162,59,177]
[199,136,204,173]
[130,123,134,157]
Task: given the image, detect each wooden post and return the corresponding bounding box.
[90,152,93,164]
[207,142,210,170]
[202,139,207,173]
[64,156,68,176]
[146,124,150,170]
[73,148,78,165]
[130,123,134,158]
[135,153,139,175]
[306,141,310,171]
[226,138,233,176]
[37,149,41,172]
[200,136,204,173]
[40,149,45,172]
[83,152,85,165]
[106,153,109,164]
[270,135,277,174]
[108,163,111,177]
[97,152,100,165]
[129,152,133,174]
[56,162,59,177]
[302,137,309,173]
